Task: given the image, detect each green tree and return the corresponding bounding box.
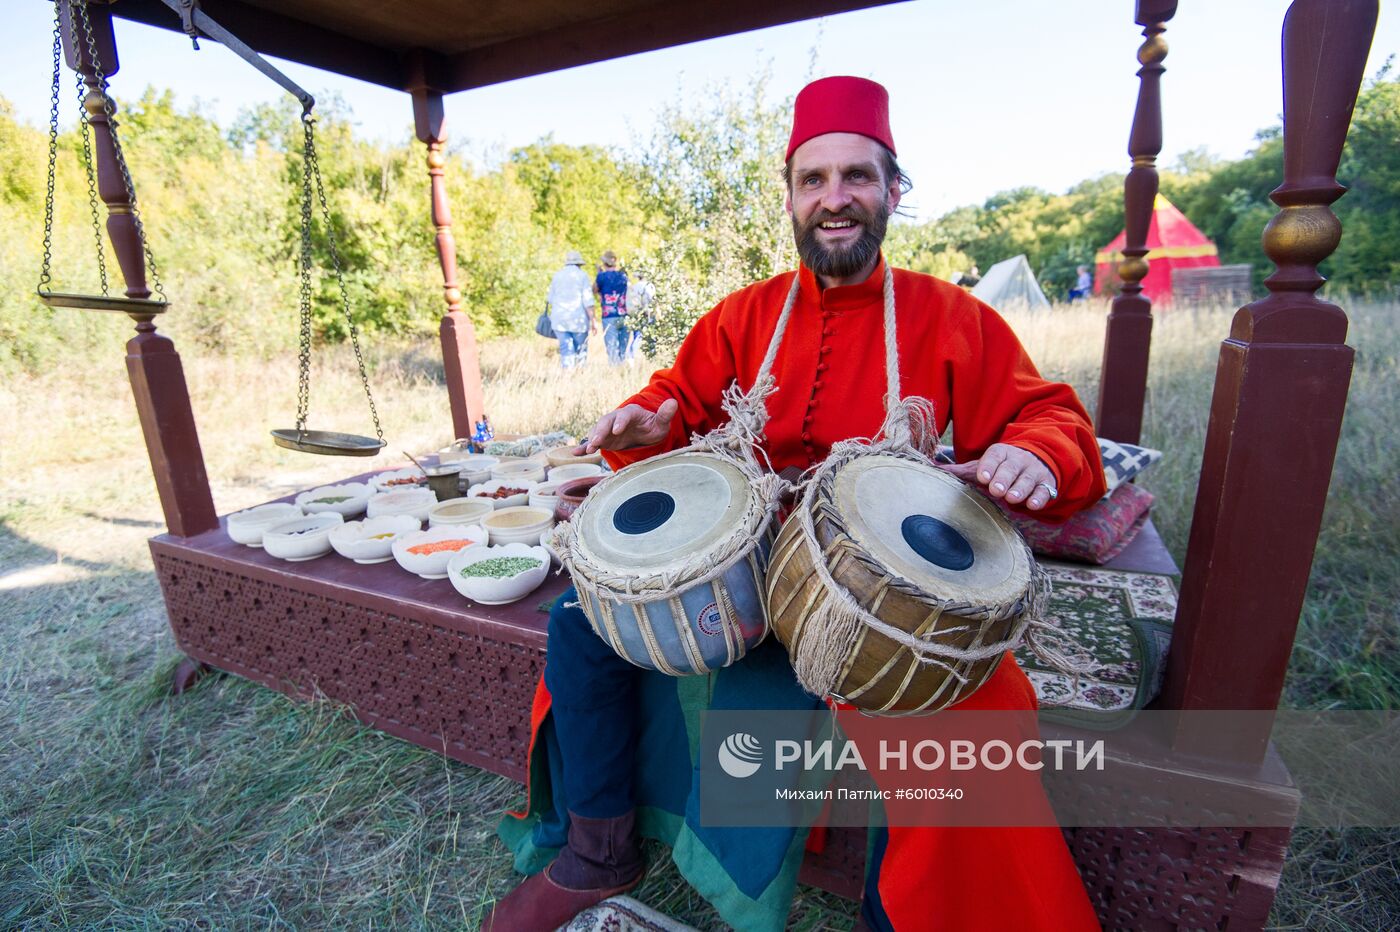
[630,72,797,356]
[509,139,651,269]
[1330,64,1400,293]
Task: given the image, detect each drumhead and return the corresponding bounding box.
[575,451,753,574]
[832,454,1030,608]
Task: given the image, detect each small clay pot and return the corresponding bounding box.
[553,475,605,522]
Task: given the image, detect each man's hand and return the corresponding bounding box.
[939,442,1058,511]
[574,399,679,454]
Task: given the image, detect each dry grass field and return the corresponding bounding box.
[1,298,1396,928]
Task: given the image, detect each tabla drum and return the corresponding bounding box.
[555,449,776,675]
[766,452,1036,714]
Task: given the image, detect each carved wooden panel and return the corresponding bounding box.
[154,552,542,779]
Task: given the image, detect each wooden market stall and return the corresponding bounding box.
[50,0,1378,927]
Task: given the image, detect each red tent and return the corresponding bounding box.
[1094,195,1220,303]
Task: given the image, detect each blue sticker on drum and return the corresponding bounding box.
[612,490,676,535]
[696,601,724,637]
[901,514,975,571]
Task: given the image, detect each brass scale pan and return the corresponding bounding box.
[38,291,168,315]
[270,429,386,457]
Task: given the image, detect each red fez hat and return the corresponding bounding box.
[785,76,895,162]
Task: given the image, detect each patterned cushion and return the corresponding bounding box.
[1003,482,1154,565]
[1098,437,1163,496]
[1016,562,1178,728]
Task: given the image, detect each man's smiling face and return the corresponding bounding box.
[785,132,902,286]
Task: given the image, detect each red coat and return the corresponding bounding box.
[604,255,1106,516]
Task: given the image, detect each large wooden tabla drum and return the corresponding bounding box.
[766,452,1036,714]
[556,449,776,675]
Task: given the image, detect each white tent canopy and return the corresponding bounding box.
[970,255,1051,313]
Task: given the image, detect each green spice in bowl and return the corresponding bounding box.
[447,542,550,605]
[458,555,544,579]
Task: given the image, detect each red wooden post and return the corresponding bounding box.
[1163,0,1378,758]
[1095,0,1177,444]
[406,56,485,441]
[60,0,217,538]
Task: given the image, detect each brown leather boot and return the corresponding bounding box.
[483,811,644,932]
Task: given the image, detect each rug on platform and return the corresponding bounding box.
[1015,561,1177,729]
[564,896,699,932]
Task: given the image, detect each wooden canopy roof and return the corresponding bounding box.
[108,0,904,94]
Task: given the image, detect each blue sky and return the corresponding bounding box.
[2,0,1395,219]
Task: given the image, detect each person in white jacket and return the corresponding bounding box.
[547,251,597,369]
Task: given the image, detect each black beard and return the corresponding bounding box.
[793,200,890,280]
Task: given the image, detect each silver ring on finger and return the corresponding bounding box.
[1036,482,1058,500]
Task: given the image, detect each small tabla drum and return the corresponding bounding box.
[766,452,1036,714]
[555,449,776,675]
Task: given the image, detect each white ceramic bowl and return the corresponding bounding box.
[391,524,488,579]
[328,514,422,564]
[482,505,554,546]
[466,479,538,510]
[439,452,499,487]
[445,447,501,467]
[295,482,372,517]
[370,467,426,492]
[541,532,562,568]
[226,502,304,547]
[447,543,550,605]
[491,460,547,485]
[427,498,496,528]
[366,487,437,522]
[262,512,344,561]
[547,462,604,483]
[460,468,495,492]
[528,480,564,512]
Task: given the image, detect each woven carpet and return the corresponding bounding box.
[564,896,699,932]
[1015,561,1178,728]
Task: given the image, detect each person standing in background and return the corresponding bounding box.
[624,273,656,361]
[595,251,630,365]
[548,250,596,370]
[1069,264,1092,302]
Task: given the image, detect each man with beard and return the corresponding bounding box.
[487,76,1103,932]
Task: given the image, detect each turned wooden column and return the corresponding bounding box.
[406,57,485,441]
[1163,0,1378,760]
[60,0,217,538]
[1095,0,1177,444]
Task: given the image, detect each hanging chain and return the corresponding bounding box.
[75,63,110,295]
[73,0,166,301]
[38,0,110,297]
[302,115,384,444]
[295,116,315,434]
[37,5,62,295]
